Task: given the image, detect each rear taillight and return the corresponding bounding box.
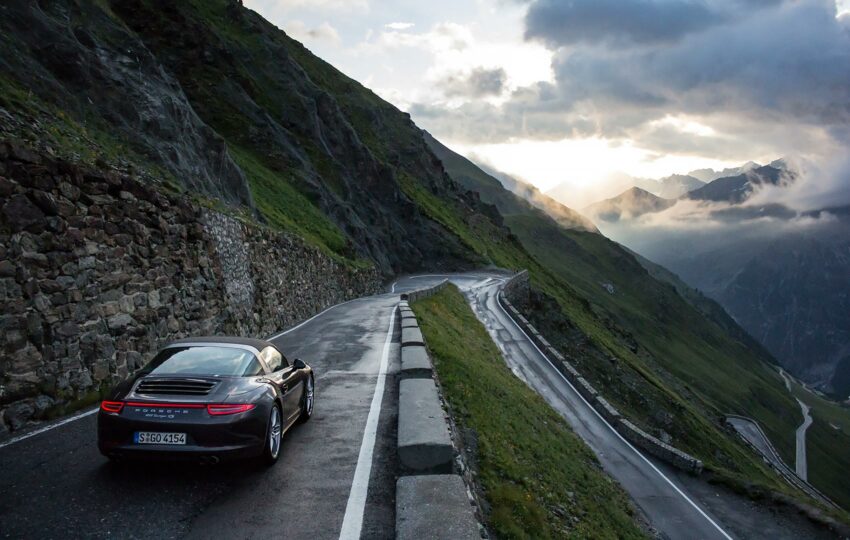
[207,404,256,416]
[101,401,124,413]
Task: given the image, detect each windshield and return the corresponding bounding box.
[140,346,262,377]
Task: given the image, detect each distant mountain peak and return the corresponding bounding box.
[583,186,675,223]
[688,161,763,183]
[686,164,791,204]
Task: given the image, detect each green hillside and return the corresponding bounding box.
[428,139,850,511]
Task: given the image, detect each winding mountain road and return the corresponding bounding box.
[0,272,830,539]
[779,369,813,480]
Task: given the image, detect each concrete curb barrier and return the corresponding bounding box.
[394,287,482,537]
[396,475,480,540]
[401,318,419,329]
[401,346,433,379]
[617,419,701,474]
[498,273,704,475]
[595,396,622,424]
[398,378,454,473]
[401,327,425,347]
[400,279,449,302]
[395,280,482,537]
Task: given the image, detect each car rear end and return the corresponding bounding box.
[97,376,270,463]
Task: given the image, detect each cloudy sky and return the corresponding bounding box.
[244,0,850,207]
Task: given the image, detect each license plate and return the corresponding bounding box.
[134,432,187,445]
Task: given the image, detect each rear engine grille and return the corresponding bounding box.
[136,378,218,396]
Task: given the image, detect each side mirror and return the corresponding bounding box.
[293,358,307,370]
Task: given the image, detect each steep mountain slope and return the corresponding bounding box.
[0,0,253,207]
[583,187,675,222]
[0,0,495,274]
[114,0,501,274]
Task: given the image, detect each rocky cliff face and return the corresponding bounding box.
[0,144,379,434]
[107,0,488,274]
[0,0,253,207]
[0,0,498,275]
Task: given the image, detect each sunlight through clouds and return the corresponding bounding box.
[243,0,850,207]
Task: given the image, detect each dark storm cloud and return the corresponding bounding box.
[413,0,850,166]
[525,0,725,48]
[439,67,508,97]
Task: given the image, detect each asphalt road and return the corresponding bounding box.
[0,271,834,539]
[0,290,405,540]
[795,400,812,480]
[779,369,813,480]
[727,416,789,472]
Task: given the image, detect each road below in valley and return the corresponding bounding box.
[780,369,813,480]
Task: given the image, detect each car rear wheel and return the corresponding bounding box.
[261,404,283,466]
[298,375,314,423]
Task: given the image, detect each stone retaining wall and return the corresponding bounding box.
[0,143,381,434]
[501,269,529,302]
[399,279,448,302]
[500,272,703,475]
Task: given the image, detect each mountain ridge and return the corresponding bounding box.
[583,186,675,222]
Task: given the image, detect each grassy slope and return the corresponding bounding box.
[120,0,356,261]
[413,285,646,539]
[425,143,850,509]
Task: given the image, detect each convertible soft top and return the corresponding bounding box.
[166,336,277,351]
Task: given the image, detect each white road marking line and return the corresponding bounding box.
[338,305,397,540]
[491,290,734,540]
[0,407,98,450]
[267,298,356,341]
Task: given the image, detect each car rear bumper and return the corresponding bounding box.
[98,442,263,462]
[97,405,269,462]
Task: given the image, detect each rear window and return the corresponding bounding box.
[140,346,262,377]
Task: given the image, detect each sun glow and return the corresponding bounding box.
[449,137,739,208]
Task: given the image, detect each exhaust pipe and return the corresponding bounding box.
[199,455,220,465]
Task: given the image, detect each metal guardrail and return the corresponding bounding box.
[400,279,449,302]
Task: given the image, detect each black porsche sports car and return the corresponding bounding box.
[97,337,314,465]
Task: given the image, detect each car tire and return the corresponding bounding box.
[261,403,283,466]
[297,375,314,424]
